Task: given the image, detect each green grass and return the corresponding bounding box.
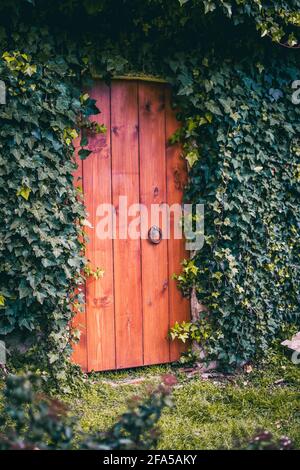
[66,348,300,450]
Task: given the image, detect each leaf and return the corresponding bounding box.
[16,185,31,200]
[80,135,88,147]
[35,291,47,304]
[204,0,216,14]
[269,88,283,102]
[243,364,253,374]
[223,2,232,17]
[288,33,298,47]
[80,93,89,103]
[24,64,37,76]
[48,353,59,364]
[205,112,213,123]
[0,295,5,307]
[186,150,199,167]
[18,286,32,299]
[78,148,92,160]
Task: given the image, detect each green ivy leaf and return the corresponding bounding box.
[78,148,92,160]
[16,185,31,200]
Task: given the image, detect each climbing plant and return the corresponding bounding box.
[171,52,300,365]
[181,0,300,47]
[0,373,175,449]
[0,26,104,388]
[0,0,299,378]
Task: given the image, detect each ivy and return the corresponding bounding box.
[0,373,175,450]
[173,53,300,366]
[0,27,103,387]
[0,1,299,379]
[180,0,300,47]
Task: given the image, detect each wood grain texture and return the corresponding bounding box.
[165,86,191,361]
[72,80,189,372]
[111,80,143,368]
[139,82,170,365]
[84,82,116,371]
[71,138,88,371]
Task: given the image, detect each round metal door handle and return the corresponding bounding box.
[148,225,162,244]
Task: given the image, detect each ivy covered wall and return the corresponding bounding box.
[174,54,300,365]
[0,35,101,387]
[0,0,299,379]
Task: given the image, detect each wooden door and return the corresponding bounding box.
[72,80,190,372]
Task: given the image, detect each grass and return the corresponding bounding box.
[66,347,300,450]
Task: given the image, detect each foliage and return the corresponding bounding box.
[169,318,213,364]
[0,28,104,387]
[60,351,300,450]
[244,430,293,450]
[173,52,300,366]
[0,374,75,449]
[82,375,176,450]
[170,321,202,344]
[0,0,299,377]
[170,318,211,346]
[172,259,199,297]
[0,373,174,450]
[3,1,299,47]
[83,265,105,280]
[181,0,300,47]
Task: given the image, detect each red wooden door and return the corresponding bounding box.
[72,80,190,372]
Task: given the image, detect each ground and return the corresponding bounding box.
[66,347,300,450]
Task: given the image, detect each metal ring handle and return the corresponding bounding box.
[148,225,162,244]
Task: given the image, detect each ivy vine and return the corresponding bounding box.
[0,1,299,380]
[171,53,300,365]
[0,28,103,388]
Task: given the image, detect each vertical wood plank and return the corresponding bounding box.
[84,82,116,371]
[165,86,190,361]
[111,80,143,368]
[71,140,88,371]
[139,82,170,365]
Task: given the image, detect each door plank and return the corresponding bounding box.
[139,82,170,365]
[111,80,143,368]
[71,139,88,371]
[84,82,116,371]
[165,86,190,361]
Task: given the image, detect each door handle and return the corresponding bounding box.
[148,225,162,244]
